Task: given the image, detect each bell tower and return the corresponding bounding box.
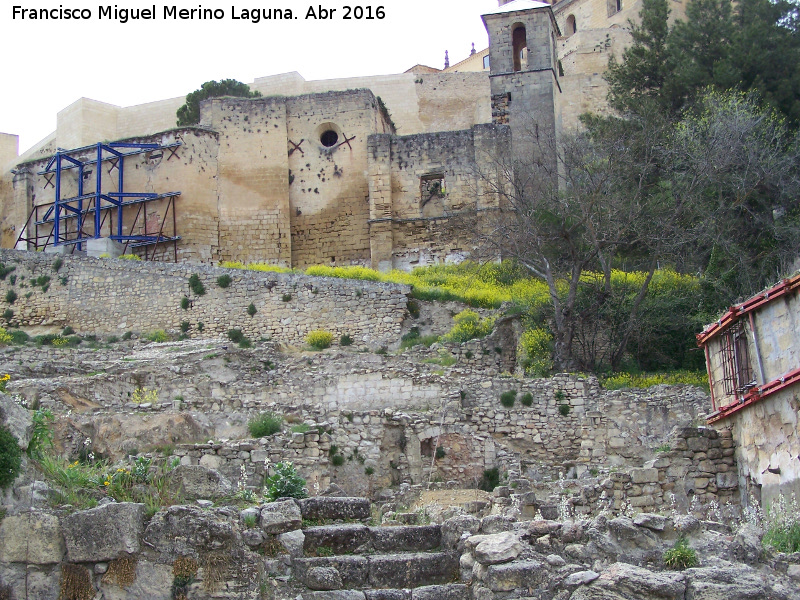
[482,0,562,159]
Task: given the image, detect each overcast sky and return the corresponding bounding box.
[0,0,496,154]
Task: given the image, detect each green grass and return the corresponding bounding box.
[248,412,283,437]
[763,494,800,553]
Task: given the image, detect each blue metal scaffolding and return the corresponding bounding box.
[17,141,182,261]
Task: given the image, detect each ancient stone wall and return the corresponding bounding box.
[285,90,392,268]
[0,249,409,347]
[13,128,220,264]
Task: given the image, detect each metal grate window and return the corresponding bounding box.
[718,321,755,397]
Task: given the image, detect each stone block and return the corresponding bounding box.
[299,497,371,521]
[64,503,145,562]
[412,584,470,600]
[630,468,659,484]
[0,512,65,564]
[483,560,546,592]
[370,525,441,552]
[304,525,371,555]
[294,556,369,589]
[307,566,343,591]
[167,465,232,500]
[368,552,458,588]
[86,237,125,258]
[261,499,302,534]
[716,472,738,490]
[471,531,522,565]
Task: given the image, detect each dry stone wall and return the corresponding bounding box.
[0,249,408,348]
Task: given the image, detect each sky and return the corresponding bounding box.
[0,0,497,154]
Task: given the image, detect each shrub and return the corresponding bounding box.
[247,303,257,316]
[443,310,495,344]
[146,330,168,343]
[119,254,141,261]
[217,274,232,288]
[5,290,16,304]
[227,329,245,343]
[180,321,190,333]
[264,462,307,501]
[518,328,554,377]
[0,425,22,489]
[122,331,133,340]
[365,466,375,476]
[2,309,12,321]
[197,322,205,332]
[9,330,28,345]
[248,412,282,437]
[331,454,345,466]
[500,390,517,408]
[663,537,698,570]
[407,300,420,318]
[480,467,500,492]
[520,392,533,406]
[559,403,571,416]
[340,334,353,347]
[180,296,190,310]
[188,274,206,296]
[62,326,75,336]
[305,265,382,281]
[435,446,446,459]
[0,327,12,345]
[219,260,245,269]
[601,371,709,391]
[306,330,333,350]
[131,387,158,404]
[281,293,292,302]
[52,258,63,272]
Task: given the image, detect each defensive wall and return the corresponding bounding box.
[0,249,409,348]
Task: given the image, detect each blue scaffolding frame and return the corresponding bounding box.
[18,142,182,260]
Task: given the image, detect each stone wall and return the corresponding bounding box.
[0,249,408,348]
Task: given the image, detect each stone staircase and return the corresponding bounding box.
[291,497,469,600]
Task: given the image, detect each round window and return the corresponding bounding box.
[320,130,339,147]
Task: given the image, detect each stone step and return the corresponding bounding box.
[301,584,470,600]
[300,496,371,522]
[303,524,442,556]
[368,552,459,589]
[293,552,459,590]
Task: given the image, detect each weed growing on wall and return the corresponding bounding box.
[0,327,12,345]
[305,330,333,350]
[188,274,206,296]
[443,310,495,343]
[4,290,16,304]
[602,371,709,391]
[146,330,168,343]
[217,274,232,288]
[248,412,283,437]
[518,328,554,377]
[247,303,257,316]
[663,537,698,570]
[500,390,517,408]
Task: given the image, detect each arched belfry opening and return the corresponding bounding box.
[566,14,577,35]
[512,24,527,72]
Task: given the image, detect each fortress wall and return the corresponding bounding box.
[0,134,18,249]
[253,72,492,136]
[205,97,293,265]
[13,129,220,264]
[285,90,388,268]
[56,98,120,150]
[0,249,409,347]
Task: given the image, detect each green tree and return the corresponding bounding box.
[606,0,673,113]
[176,79,262,126]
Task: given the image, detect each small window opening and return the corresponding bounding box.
[566,15,577,35]
[420,174,446,208]
[512,25,527,72]
[483,54,490,70]
[718,321,755,398]
[608,0,622,16]
[320,130,339,147]
[420,439,434,457]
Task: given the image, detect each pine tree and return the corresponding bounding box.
[605,0,672,113]
[176,79,262,127]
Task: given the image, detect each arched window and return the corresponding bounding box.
[566,14,577,35]
[512,24,527,72]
